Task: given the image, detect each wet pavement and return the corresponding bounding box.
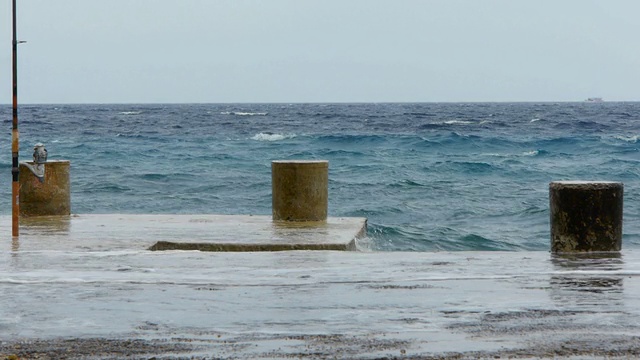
[7,214,366,252]
[2,215,640,359]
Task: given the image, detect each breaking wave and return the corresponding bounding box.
[221,111,268,116]
[251,132,296,141]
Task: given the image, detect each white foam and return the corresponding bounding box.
[443,120,474,125]
[119,111,142,115]
[236,112,267,116]
[615,135,638,143]
[221,111,268,116]
[251,133,296,141]
[481,150,539,158]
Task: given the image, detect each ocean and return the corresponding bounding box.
[1,102,639,251]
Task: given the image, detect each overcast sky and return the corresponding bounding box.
[1,0,639,104]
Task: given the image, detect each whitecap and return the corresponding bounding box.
[251,132,296,141]
[222,111,268,116]
[119,111,142,115]
[530,118,541,123]
[523,150,539,156]
[234,112,268,116]
[615,135,638,143]
[444,120,474,125]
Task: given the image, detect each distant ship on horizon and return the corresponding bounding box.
[585,97,604,102]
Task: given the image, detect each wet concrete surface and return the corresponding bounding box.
[2,216,640,359]
[9,214,366,252]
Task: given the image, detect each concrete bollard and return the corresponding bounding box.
[272,160,328,222]
[19,160,71,216]
[549,181,623,253]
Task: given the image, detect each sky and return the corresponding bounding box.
[1,0,639,104]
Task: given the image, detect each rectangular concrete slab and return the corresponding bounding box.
[3,214,367,251]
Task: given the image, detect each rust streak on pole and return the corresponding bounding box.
[11,0,20,237]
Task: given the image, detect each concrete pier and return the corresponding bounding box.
[19,160,71,217]
[549,181,623,253]
[272,160,328,222]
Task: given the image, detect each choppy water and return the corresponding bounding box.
[2,102,640,251]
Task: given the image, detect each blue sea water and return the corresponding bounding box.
[1,102,640,251]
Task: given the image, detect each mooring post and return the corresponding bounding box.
[19,160,71,217]
[272,160,328,222]
[549,181,623,253]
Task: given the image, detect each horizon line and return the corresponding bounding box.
[0,100,636,106]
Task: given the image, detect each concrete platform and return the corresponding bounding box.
[2,215,640,359]
[3,214,367,251]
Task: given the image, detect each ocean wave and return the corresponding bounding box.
[119,111,142,115]
[402,112,436,118]
[449,131,481,139]
[251,132,296,141]
[418,121,479,130]
[221,111,268,116]
[388,179,427,188]
[317,134,387,143]
[608,111,632,118]
[81,182,132,193]
[321,149,365,157]
[354,236,376,251]
[115,133,146,138]
[554,120,609,131]
[344,206,404,218]
[435,161,496,173]
[456,234,517,251]
[479,150,545,158]
[614,135,639,143]
[443,120,475,125]
[140,173,172,181]
[535,136,584,147]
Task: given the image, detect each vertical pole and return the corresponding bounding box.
[11,0,20,237]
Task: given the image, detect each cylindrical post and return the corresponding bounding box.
[272,160,328,222]
[19,160,71,216]
[550,181,623,253]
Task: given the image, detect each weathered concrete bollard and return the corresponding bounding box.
[272,160,328,222]
[550,181,623,253]
[19,160,71,216]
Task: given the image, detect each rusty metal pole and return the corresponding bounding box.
[11,0,20,237]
